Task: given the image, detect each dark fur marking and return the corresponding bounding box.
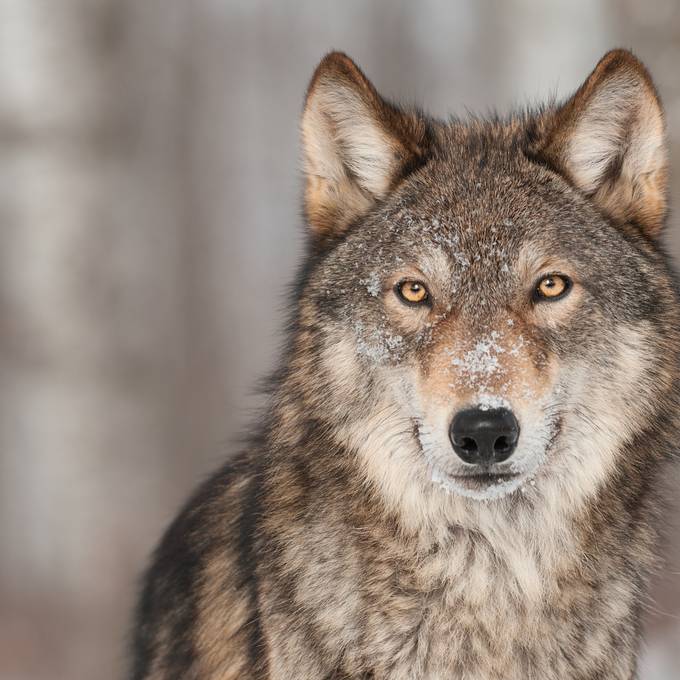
[235,462,267,677]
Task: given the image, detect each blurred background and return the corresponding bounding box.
[0,1,679,678]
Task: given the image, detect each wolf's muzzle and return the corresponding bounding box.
[449,408,520,466]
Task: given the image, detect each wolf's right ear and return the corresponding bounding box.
[301,52,431,242]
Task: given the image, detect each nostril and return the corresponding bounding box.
[494,435,510,452]
[460,437,477,452]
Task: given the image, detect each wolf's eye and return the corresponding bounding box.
[396,280,430,305]
[534,274,572,302]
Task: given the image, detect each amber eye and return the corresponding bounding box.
[534,273,572,301]
[396,280,430,305]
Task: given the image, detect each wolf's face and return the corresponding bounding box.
[298,52,678,508]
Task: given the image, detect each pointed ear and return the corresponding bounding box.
[532,49,668,237]
[301,52,431,242]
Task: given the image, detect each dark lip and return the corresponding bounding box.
[450,471,520,483]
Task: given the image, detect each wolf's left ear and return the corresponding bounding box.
[531,49,668,237]
[301,52,431,242]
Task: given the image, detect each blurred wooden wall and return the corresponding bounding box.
[0,1,678,678]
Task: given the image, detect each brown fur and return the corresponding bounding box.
[131,50,680,679]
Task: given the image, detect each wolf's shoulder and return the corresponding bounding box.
[130,450,264,679]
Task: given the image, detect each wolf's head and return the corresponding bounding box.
[288,50,679,520]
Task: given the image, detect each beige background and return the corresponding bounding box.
[0,1,678,678]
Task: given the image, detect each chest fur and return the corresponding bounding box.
[330,531,638,680]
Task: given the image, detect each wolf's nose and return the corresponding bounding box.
[449,407,520,465]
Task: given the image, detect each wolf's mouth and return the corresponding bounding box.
[415,411,563,500]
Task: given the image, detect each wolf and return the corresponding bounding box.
[130,49,680,679]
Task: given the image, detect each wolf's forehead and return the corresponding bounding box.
[361,163,550,283]
[388,205,523,267]
[392,161,537,233]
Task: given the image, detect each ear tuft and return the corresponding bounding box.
[301,52,430,242]
[532,49,668,237]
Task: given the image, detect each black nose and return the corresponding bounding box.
[449,407,520,465]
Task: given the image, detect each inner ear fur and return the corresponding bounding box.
[530,49,668,237]
[301,52,431,242]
